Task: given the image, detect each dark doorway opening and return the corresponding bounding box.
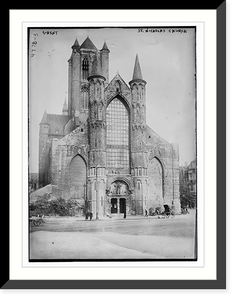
[119,198,126,214]
[111,198,117,214]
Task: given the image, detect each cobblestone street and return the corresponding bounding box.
[30,209,196,260]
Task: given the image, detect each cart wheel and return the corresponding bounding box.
[33,220,38,226]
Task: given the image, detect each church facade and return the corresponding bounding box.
[38,36,181,218]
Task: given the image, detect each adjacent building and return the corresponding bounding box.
[179,159,196,208]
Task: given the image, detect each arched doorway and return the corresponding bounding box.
[107,180,129,215]
[69,155,87,214]
[147,157,164,209]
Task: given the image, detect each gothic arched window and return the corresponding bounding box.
[147,158,164,207]
[106,98,130,173]
[137,180,141,190]
[69,155,86,201]
[81,85,89,109]
[82,57,89,80]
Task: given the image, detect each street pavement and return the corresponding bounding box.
[30,209,196,260]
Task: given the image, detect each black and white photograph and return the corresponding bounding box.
[28,26,197,261]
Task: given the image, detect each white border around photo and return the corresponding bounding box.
[10,9,216,281]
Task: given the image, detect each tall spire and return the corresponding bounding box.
[132,54,143,80]
[62,93,68,115]
[129,54,146,85]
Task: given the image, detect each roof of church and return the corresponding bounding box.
[40,111,70,135]
[40,110,48,124]
[107,73,130,91]
[80,36,97,50]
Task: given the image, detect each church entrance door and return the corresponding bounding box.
[108,180,130,215]
[119,198,126,214]
[111,198,117,214]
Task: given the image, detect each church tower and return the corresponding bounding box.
[129,55,148,215]
[67,37,110,127]
[37,36,181,218]
[87,54,107,219]
[68,38,80,118]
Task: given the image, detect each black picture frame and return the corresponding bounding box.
[6,3,226,289]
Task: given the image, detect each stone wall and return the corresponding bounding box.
[51,124,88,201]
[144,126,181,213]
[46,101,181,215]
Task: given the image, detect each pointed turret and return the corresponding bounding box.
[71,38,80,52]
[132,54,142,80]
[101,41,110,52]
[100,40,110,84]
[130,54,146,85]
[129,54,147,125]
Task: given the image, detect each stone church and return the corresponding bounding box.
[38,36,181,218]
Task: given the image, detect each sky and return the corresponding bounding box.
[29,27,196,173]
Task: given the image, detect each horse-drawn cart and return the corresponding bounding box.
[157,204,175,218]
[29,216,45,226]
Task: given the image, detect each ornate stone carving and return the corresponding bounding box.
[89,120,106,129]
[132,124,146,132]
[107,181,130,196]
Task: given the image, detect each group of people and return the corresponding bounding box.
[85,211,127,220]
[85,206,190,220]
[85,212,93,220]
